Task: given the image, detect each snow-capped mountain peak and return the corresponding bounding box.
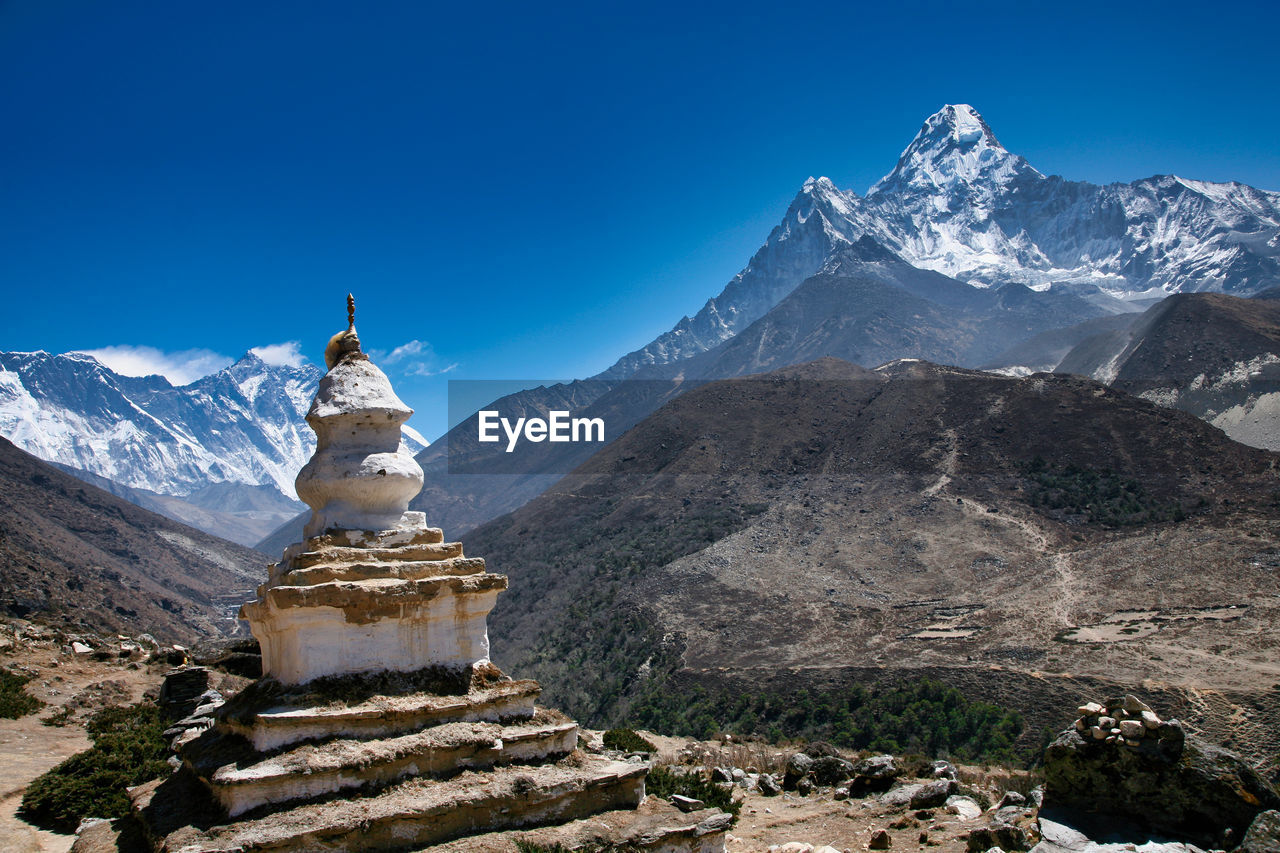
[600,104,1280,379]
[870,103,1042,198]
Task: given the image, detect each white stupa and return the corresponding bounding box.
[241,297,505,684]
[126,297,730,853]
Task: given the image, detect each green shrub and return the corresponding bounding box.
[645,766,740,817]
[20,702,170,832]
[0,667,43,719]
[602,728,656,753]
[1023,457,1184,526]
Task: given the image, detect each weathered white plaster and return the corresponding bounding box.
[246,579,502,684]
[295,356,424,538]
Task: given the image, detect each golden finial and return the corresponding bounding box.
[325,294,364,371]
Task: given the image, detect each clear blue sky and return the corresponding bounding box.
[3,0,1278,440]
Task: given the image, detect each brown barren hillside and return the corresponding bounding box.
[468,358,1280,766]
[0,437,265,642]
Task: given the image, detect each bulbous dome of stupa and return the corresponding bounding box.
[294,296,425,538]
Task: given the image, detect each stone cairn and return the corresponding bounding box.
[127,300,730,852]
[1047,693,1280,849]
[1071,694,1185,756]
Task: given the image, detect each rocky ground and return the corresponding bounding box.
[0,620,215,853]
[4,620,1277,853]
[0,626,1034,853]
[641,732,1039,853]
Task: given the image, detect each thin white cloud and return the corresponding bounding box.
[404,361,459,377]
[370,339,424,364]
[250,341,306,367]
[74,346,233,386]
[369,339,459,377]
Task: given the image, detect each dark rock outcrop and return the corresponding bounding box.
[1044,726,1280,848]
[810,755,856,787]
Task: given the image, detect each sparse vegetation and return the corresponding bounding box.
[41,706,74,727]
[1023,456,1185,526]
[20,701,169,832]
[630,677,1025,765]
[602,727,655,753]
[0,666,43,718]
[486,502,768,727]
[645,765,740,817]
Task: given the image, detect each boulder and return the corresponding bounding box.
[966,823,1036,852]
[809,755,855,787]
[850,754,899,794]
[1122,694,1152,714]
[803,741,841,758]
[879,784,924,807]
[759,774,782,797]
[933,760,958,780]
[946,795,983,820]
[1043,727,1280,849]
[998,791,1025,808]
[869,829,892,849]
[1240,810,1280,853]
[966,806,1040,853]
[783,752,812,790]
[1027,786,1044,809]
[670,794,704,812]
[910,779,957,809]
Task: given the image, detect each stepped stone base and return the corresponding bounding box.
[125,664,726,852]
[190,714,579,816]
[133,755,648,852]
[217,664,539,751]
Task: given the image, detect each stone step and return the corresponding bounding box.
[278,556,484,586]
[276,524,446,567]
[135,756,648,853]
[255,572,507,612]
[223,679,542,751]
[428,797,734,853]
[290,541,464,569]
[76,796,732,853]
[194,718,579,817]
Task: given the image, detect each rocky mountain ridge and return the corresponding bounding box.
[1053,292,1280,451]
[0,436,265,641]
[466,358,1280,767]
